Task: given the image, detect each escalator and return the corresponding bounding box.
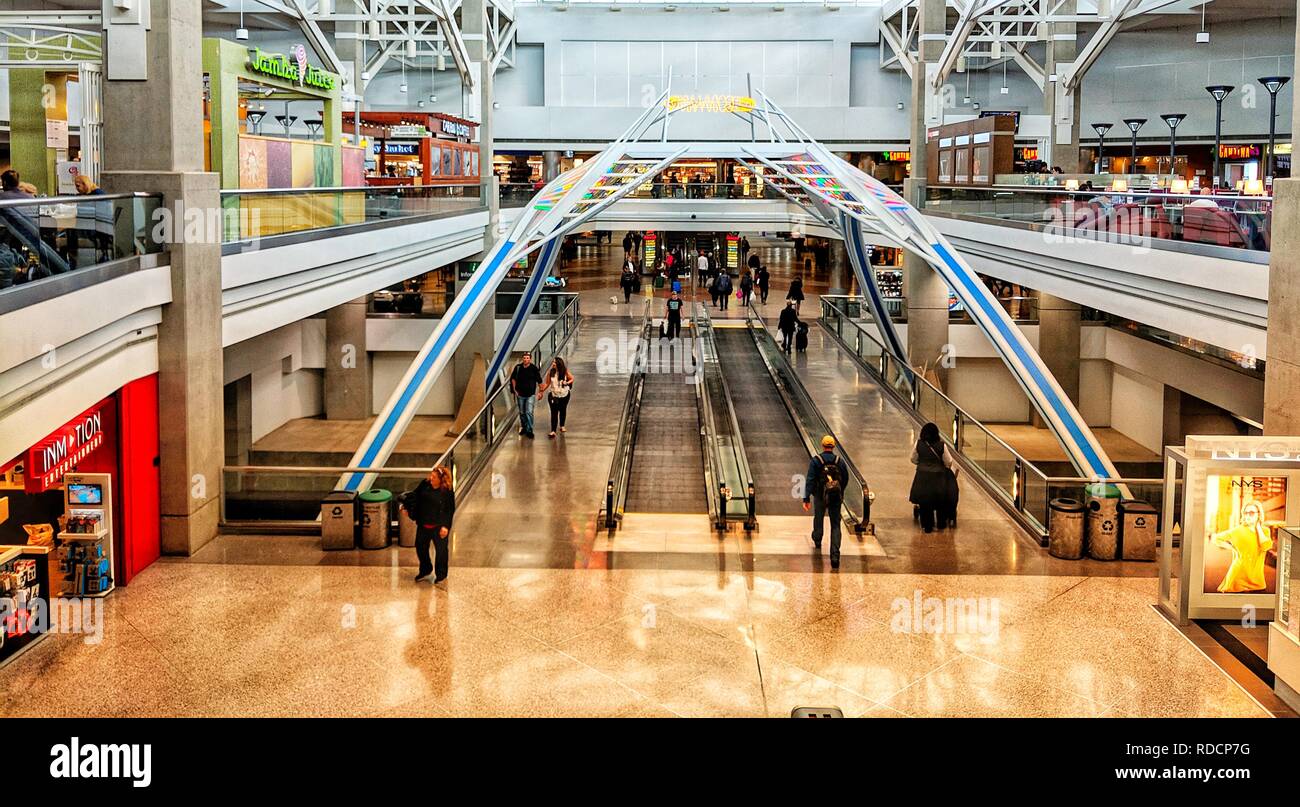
[712,327,810,516]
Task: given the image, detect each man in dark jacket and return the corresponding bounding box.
[803,435,849,569]
[777,302,799,352]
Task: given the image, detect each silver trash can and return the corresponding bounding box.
[321,491,358,551]
[397,492,417,548]
[359,489,393,550]
[1048,498,1086,559]
[1086,484,1122,560]
[1119,499,1158,561]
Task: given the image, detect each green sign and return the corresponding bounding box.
[248,47,336,91]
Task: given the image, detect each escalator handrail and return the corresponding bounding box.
[694,303,757,528]
[740,301,873,530]
[601,298,654,527]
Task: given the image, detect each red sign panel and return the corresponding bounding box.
[1219,144,1261,160]
[26,403,108,493]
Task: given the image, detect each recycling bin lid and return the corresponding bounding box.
[1084,482,1122,499]
[359,489,393,502]
[322,490,357,503]
[1049,497,1085,512]
[1119,498,1157,513]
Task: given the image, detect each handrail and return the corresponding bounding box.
[0,191,162,208]
[219,184,479,197]
[429,293,582,502]
[929,184,1274,203]
[601,299,653,530]
[695,303,757,530]
[741,301,872,534]
[818,295,1161,542]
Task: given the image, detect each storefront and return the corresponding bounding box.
[202,37,363,191]
[0,375,161,596]
[342,111,480,187]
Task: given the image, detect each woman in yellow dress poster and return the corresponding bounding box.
[1210,501,1274,593]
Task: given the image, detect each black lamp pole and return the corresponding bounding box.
[1161,114,1187,179]
[1123,118,1146,174]
[1091,123,1113,174]
[1205,86,1234,188]
[1258,76,1291,180]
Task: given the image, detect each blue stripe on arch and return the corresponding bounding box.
[342,240,517,491]
[487,238,560,386]
[842,213,907,361]
[930,241,1108,477]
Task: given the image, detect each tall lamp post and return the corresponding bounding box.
[1161,113,1187,181]
[1258,76,1291,181]
[1123,118,1147,175]
[1205,85,1234,188]
[1091,123,1113,174]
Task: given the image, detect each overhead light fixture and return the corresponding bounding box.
[430,95,437,102]
[360,70,371,81]
[437,52,446,71]
[399,82,408,93]
[896,101,904,111]
[236,0,248,42]
[963,95,971,104]
[418,100,425,108]
[493,101,501,109]
[555,0,569,9]
[1195,2,1209,43]
[665,3,677,9]
[956,56,966,73]
[235,28,249,41]
[1048,73,1058,83]
[991,41,1002,59]
[1000,85,1009,95]
[406,39,417,59]
[717,5,730,10]
[610,3,622,10]
[368,18,380,39]
[972,102,981,111]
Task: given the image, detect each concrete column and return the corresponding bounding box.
[463,0,499,250]
[1045,7,1084,173]
[325,298,371,420]
[1035,292,1081,428]
[543,151,561,182]
[1162,385,1183,451]
[101,0,222,556]
[828,239,851,293]
[1263,17,1300,436]
[903,0,949,382]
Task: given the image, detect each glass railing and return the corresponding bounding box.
[601,299,653,530]
[695,304,757,528]
[742,301,873,533]
[220,183,482,243]
[852,294,1038,324]
[0,193,165,293]
[499,183,539,209]
[220,293,581,528]
[924,185,1272,254]
[364,290,576,320]
[820,294,1160,541]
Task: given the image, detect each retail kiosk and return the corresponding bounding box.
[342,111,480,187]
[1160,435,1299,625]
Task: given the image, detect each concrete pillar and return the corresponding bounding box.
[828,239,851,293]
[1045,6,1084,173]
[101,0,222,556]
[463,0,499,250]
[903,0,949,382]
[1035,292,1081,428]
[543,151,561,182]
[1263,17,1300,436]
[325,298,371,420]
[1162,385,1182,451]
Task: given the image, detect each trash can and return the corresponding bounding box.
[1048,498,1086,559]
[1086,483,1122,560]
[321,491,358,551]
[359,489,393,550]
[1119,499,1158,561]
[396,492,417,548]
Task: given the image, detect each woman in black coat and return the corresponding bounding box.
[909,422,959,533]
[786,276,805,314]
[406,466,456,583]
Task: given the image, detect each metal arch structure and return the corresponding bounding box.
[342,87,1122,492]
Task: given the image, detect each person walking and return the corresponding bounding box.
[620,259,638,304]
[510,352,543,439]
[539,356,574,438]
[740,236,750,265]
[406,466,455,583]
[757,263,771,304]
[716,270,732,311]
[786,276,805,314]
[622,232,633,260]
[778,302,799,353]
[803,435,849,569]
[910,422,960,533]
[696,249,709,288]
[665,290,685,339]
[739,270,753,306]
[708,269,720,308]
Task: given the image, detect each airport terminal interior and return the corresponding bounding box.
[2,0,1300,718]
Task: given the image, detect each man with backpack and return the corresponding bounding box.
[803,435,849,569]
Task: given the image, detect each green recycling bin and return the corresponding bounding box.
[359,489,393,549]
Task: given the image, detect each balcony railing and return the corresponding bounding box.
[0,193,165,295]
[924,185,1272,256]
[221,183,483,245]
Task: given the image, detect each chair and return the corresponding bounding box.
[1181,204,1249,248]
[1111,203,1172,241]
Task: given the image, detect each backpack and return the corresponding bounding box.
[819,455,842,503]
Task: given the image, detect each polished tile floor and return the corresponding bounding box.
[0,235,1273,717]
[0,563,1269,717]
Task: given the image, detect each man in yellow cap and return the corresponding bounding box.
[803,435,849,569]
